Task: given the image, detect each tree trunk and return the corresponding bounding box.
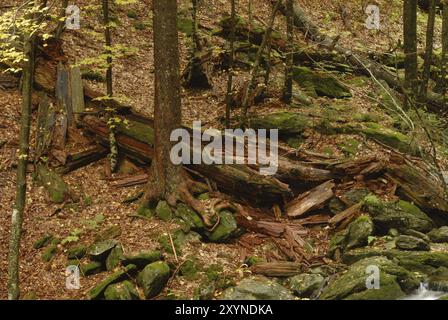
[241,0,280,125]
[439,0,448,97]
[8,33,36,300]
[282,0,294,103]
[403,0,418,101]
[54,0,69,38]
[225,0,236,127]
[419,0,436,101]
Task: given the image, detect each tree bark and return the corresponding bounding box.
[439,0,448,97]
[282,0,294,103]
[403,0,418,102]
[54,0,69,38]
[8,33,36,300]
[419,0,436,101]
[225,0,236,127]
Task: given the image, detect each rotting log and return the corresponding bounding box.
[57,146,108,174]
[284,180,335,217]
[250,262,302,277]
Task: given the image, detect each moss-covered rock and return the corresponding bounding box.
[428,227,448,243]
[345,215,374,251]
[250,112,307,137]
[33,234,54,249]
[175,204,204,229]
[179,259,198,279]
[204,210,238,243]
[292,66,352,99]
[104,280,140,300]
[80,261,104,277]
[36,164,71,203]
[87,239,119,262]
[428,267,448,292]
[286,273,325,298]
[121,250,162,269]
[197,282,215,300]
[67,245,87,259]
[220,276,295,300]
[106,244,124,271]
[95,225,121,242]
[156,200,173,221]
[137,261,171,299]
[361,122,419,155]
[320,256,419,300]
[41,238,60,262]
[395,235,430,251]
[363,195,434,233]
[89,264,137,300]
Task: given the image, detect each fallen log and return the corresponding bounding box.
[250,262,302,277]
[284,180,335,217]
[57,145,108,174]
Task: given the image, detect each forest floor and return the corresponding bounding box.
[1,0,448,300]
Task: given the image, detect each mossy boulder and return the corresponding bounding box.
[204,210,238,243]
[87,239,119,262]
[428,227,448,243]
[36,164,72,203]
[175,204,204,229]
[158,229,198,255]
[89,264,137,300]
[361,122,418,155]
[292,66,352,99]
[156,201,173,221]
[342,248,448,276]
[428,267,448,292]
[345,215,374,250]
[395,235,430,251]
[33,234,54,249]
[320,256,419,300]
[80,261,104,277]
[121,250,162,269]
[363,195,434,233]
[41,238,60,262]
[179,259,198,279]
[67,245,87,259]
[106,244,124,271]
[137,261,171,299]
[249,112,307,137]
[220,276,295,300]
[286,273,325,298]
[104,280,140,300]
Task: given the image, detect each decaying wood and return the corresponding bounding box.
[111,173,149,188]
[35,94,55,160]
[285,180,335,217]
[329,202,363,227]
[0,72,18,90]
[250,261,301,277]
[57,145,108,174]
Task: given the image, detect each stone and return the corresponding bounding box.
[219,276,295,300]
[428,267,448,292]
[106,244,124,271]
[67,245,87,259]
[320,256,419,300]
[428,227,448,243]
[250,112,307,137]
[87,239,118,262]
[204,210,238,243]
[81,261,104,277]
[179,259,198,279]
[395,235,430,251]
[292,66,352,99]
[104,280,140,300]
[41,238,60,262]
[363,195,434,233]
[121,250,162,269]
[156,201,173,221]
[89,264,137,300]
[287,273,325,298]
[137,261,171,299]
[175,204,204,229]
[33,234,54,249]
[345,215,374,250]
[95,225,122,242]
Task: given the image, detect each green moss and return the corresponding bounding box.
[35,164,70,203]
[67,245,87,259]
[81,68,105,82]
[104,280,140,300]
[204,264,224,282]
[133,21,146,30]
[250,112,307,136]
[244,256,265,267]
[118,119,154,145]
[175,204,204,229]
[137,261,171,299]
[197,193,210,201]
[41,238,60,262]
[204,211,238,243]
[177,17,194,35]
[179,259,198,279]
[106,245,124,271]
[81,261,104,277]
[339,138,361,155]
[33,234,54,249]
[89,264,137,300]
[121,250,162,269]
[155,200,173,221]
[292,66,352,99]
[126,10,138,19]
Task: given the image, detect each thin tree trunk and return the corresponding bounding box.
[7,32,36,301]
[263,32,273,94]
[241,0,280,126]
[440,0,448,98]
[225,0,236,127]
[403,0,418,103]
[282,0,294,103]
[54,0,68,38]
[102,0,118,172]
[192,0,199,51]
[419,0,436,101]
